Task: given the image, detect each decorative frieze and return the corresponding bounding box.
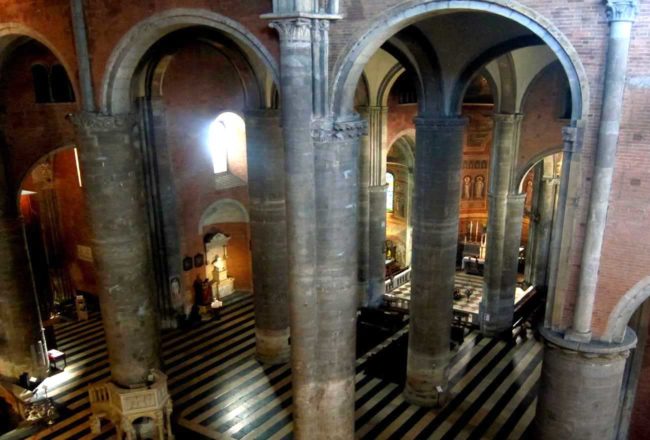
[68,112,135,133]
[605,0,639,22]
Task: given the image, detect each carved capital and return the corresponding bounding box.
[493,113,524,124]
[269,18,312,43]
[312,118,368,142]
[605,0,639,22]
[561,126,579,153]
[68,112,136,133]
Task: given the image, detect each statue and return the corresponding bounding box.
[474,175,485,199]
[462,176,472,200]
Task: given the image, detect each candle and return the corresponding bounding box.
[469,221,473,237]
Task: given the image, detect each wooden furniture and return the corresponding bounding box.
[47,349,66,371]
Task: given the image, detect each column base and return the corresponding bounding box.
[534,327,636,440]
[404,350,450,407]
[479,301,513,337]
[88,370,174,439]
[293,377,355,440]
[255,328,290,365]
[563,328,592,343]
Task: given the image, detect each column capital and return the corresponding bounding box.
[413,116,467,130]
[68,112,135,133]
[561,125,580,153]
[268,18,313,43]
[604,0,639,23]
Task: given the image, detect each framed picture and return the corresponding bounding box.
[183,257,193,271]
[194,253,204,267]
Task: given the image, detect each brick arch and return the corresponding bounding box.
[0,23,79,102]
[331,0,589,121]
[603,277,650,343]
[101,8,279,115]
[13,144,77,214]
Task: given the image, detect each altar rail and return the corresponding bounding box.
[385,268,412,293]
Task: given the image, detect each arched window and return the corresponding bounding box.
[386,172,395,213]
[208,112,245,174]
[31,64,50,103]
[50,64,75,103]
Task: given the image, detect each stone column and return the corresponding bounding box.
[405,116,466,407]
[534,327,636,439]
[0,215,46,378]
[480,113,524,336]
[357,108,371,306]
[568,0,639,343]
[367,106,388,308]
[268,18,320,438]
[313,118,364,438]
[525,161,558,288]
[545,126,582,330]
[246,109,290,365]
[71,113,161,387]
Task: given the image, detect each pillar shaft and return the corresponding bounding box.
[357,111,370,306]
[72,113,160,387]
[526,164,558,288]
[570,0,638,342]
[405,116,465,407]
[534,327,636,439]
[313,118,364,439]
[246,109,290,364]
[0,216,45,378]
[368,184,387,307]
[268,18,319,438]
[367,106,388,308]
[481,113,524,335]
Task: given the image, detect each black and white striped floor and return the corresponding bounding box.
[34,293,541,439]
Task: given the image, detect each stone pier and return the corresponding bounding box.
[481,113,524,336]
[72,113,161,387]
[534,327,636,439]
[405,116,465,407]
[246,109,290,365]
[0,215,45,378]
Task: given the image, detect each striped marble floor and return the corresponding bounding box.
[34,293,541,439]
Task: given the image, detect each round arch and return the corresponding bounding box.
[387,134,416,168]
[198,199,249,234]
[603,277,650,343]
[14,143,78,212]
[0,23,80,105]
[516,146,563,193]
[331,0,589,120]
[101,8,279,114]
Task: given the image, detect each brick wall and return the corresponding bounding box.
[161,40,252,293]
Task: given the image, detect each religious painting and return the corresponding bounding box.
[474,175,485,199]
[462,176,473,200]
[463,105,494,153]
[194,253,204,268]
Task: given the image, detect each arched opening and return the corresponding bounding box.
[338,2,587,433]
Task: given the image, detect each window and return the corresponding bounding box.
[50,64,75,103]
[386,172,395,212]
[31,64,50,103]
[208,112,245,174]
